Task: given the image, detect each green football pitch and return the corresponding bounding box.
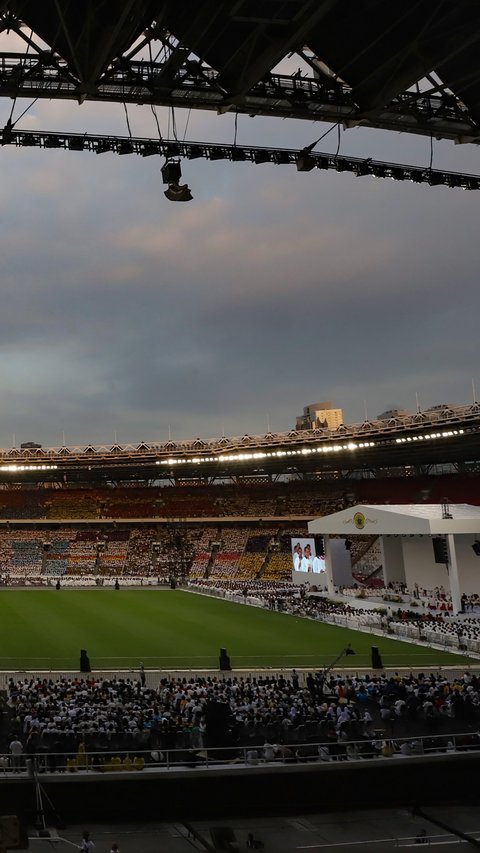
[0,588,470,671]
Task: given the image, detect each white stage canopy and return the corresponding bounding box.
[308,504,480,614]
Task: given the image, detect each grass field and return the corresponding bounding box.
[0,588,471,670]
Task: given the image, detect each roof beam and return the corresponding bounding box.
[217,0,338,103]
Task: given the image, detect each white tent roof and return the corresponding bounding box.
[308,504,480,536]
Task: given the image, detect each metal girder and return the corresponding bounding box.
[3,127,479,189]
[0,53,477,143]
[214,0,338,103]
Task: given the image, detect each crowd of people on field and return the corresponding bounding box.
[2,668,480,772]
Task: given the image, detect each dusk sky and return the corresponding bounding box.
[0,32,479,448]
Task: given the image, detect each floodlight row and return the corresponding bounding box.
[3,127,480,191]
[155,442,377,466]
[395,430,464,443]
[0,464,59,473]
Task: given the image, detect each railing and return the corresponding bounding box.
[311,611,480,657]
[0,732,479,778]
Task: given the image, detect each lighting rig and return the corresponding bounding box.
[2,126,480,193]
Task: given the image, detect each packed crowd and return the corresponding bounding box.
[3,669,480,771]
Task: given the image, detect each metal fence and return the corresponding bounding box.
[0,731,478,777]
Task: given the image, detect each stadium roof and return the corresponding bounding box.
[0,401,479,484]
[309,503,480,536]
[1,1,480,142]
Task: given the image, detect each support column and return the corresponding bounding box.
[447,534,462,615]
[381,536,406,586]
[324,536,335,595]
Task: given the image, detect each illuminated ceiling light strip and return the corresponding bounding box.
[155,441,375,465]
[0,464,58,472]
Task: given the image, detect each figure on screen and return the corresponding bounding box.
[293,543,303,571]
[312,554,326,573]
[301,543,314,572]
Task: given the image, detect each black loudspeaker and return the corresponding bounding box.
[432,537,449,564]
[206,700,231,748]
[472,541,480,556]
[80,649,91,673]
[219,647,231,671]
[371,646,383,669]
[170,578,177,589]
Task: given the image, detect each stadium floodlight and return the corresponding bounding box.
[273,151,290,165]
[118,141,134,155]
[231,147,248,161]
[354,158,372,177]
[209,148,227,160]
[68,136,85,151]
[140,142,160,157]
[186,145,204,159]
[253,149,271,164]
[96,140,114,154]
[164,143,181,158]
[44,136,63,148]
[427,171,444,186]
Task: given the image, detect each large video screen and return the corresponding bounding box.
[291,537,325,574]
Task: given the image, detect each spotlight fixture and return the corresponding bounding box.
[44,136,63,148]
[164,182,193,202]
[164,143,180,157]
[231,147,247,161]
[253,149,271,164]
[140,142,160,157]
[95,140,113,154]
[209,148,227,160]
[118,140,134,155]
[186,145,204,159]
[68,136,85,151]
[161,160,193,202]
[354,158,372,177]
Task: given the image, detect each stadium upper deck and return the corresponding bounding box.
[0,1,479,145]
[2,402,480,484]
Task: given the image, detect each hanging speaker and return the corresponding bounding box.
[432,537,449,564]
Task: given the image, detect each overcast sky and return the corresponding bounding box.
[0,34,478,448]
